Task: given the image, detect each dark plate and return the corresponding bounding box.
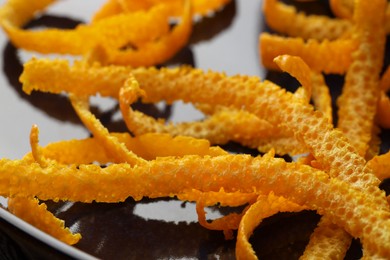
[0,0,387,259]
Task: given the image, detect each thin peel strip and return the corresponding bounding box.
[88,0,192,66]
[177,188,257,207]
[69,93,146,166]
[273,55,312,103]
[9,125,81,245]
[300,216,352,260]
[336,0,386,156]
[310,72,333,123]
[22,132,227,164]
[8,197,81,245]
[263,0,352,41]
[329,0,390,33]
[259,33,356,74]
[236,193,306,260]
[196,199,245,240]
[376,67,390,128]
[0,0,55,27]
[274,55,333,122]
[2,4,172,54]
[0,154,389,257]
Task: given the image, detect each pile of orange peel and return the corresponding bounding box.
[0,0,390,258]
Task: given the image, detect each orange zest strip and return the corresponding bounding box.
[9,124,81,245]
[236,193,306,259]
[365,125,382,161]
[375,66,390,128]
[88,0,192,66]
[273,55,312,103]
[310,72,333,123]
[376,92,390,129]
[259,33,357,74]
[1,154,390,257]
[20,58,132,97]
[380,66,390,92]
[263,0,352,40]
[2,4,172,54]
[301,217,352,260]
[178,188,257,207]
[183,188,258,239]
[69,93,146,166]
[329,0,354,19]
[91,0,123,22]
[367,150,390,181]
[196,199,244,240]
[1,0,192,67]
[29,124,48,167]
[8,197,81,245]
[336,0,387,156]
[0,0,55,27]
[273,55,332,122]
[255,135,307,156]
[329,0,390,34]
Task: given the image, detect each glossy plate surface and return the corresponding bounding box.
[0,0,388,259]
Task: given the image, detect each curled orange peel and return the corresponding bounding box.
[329,0,354,19]
[0,0,54,28]
[87,0,193,66]
[300,217,352,259]
[263,0,352,40]
[23,132,226,164]
[236,193,306,259]
[29,124,48,167]
[8,197,81,245]
[330,0,390,33]
[182,188,258,239]
[274,55,332,123]
[9,125,81,245]
[20,58,132,97]
[365,125,382,161]
[380,66,390,92]
[376,92,390,129]
[196,199,245,240]
[375,66,390,129]
[273,55,312,103]
[310,72,333,123]
[0,0,192,66]
[2,3,171,54]
[259,33,357,74]
[366,150,390,181]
